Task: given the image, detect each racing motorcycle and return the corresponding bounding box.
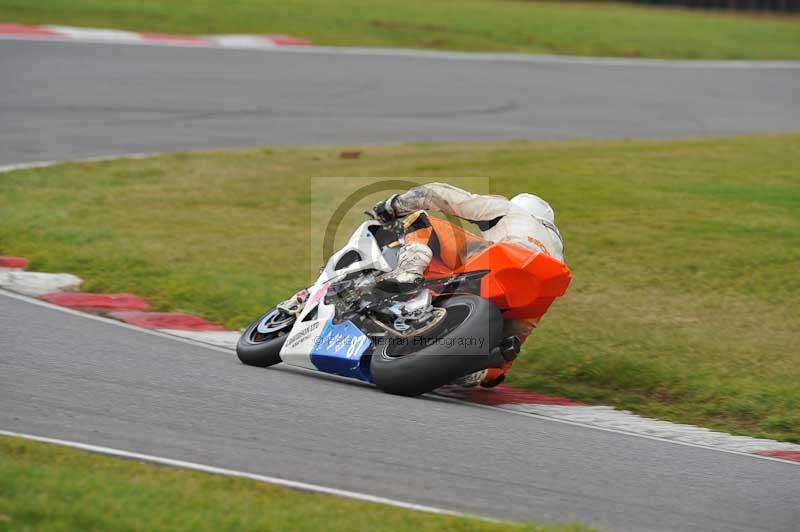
[236,211,571,396]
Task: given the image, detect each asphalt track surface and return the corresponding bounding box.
[2,293,799,532]
[1,39,800,165]
[2,39,800,531]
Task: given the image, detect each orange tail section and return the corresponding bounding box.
[428,242,571,321]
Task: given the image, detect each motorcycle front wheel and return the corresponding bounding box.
[236,307,296,367]
[370,294,503,396]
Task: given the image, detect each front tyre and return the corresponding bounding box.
[370,295,503,396]
[236,308,296,367]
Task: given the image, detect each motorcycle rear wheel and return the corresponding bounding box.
[370,295,503,396]
[236,308,295,367]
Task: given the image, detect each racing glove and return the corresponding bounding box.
[372,194,401,223]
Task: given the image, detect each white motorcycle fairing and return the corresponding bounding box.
[278,221,397,381]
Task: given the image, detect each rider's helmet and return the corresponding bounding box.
[510,193,555,223]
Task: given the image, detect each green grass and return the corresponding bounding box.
[0,435,588,531]
[1,0,799,59]
[1,134,799,443]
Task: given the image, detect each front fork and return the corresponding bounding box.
[276,288,309,316]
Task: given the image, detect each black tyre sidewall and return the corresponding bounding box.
[370,295,503,396]
[236,309,291,367]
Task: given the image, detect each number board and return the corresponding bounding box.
[309,320,372,382]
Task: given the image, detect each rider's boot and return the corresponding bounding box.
[451,369,488,388]
[480,361,513,388]
[376,242,433,292]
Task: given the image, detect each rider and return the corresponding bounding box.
[372,183,565,388]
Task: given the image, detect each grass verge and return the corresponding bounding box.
[0,0,799,59]
[0,435,588,531]
[1,134,799,442]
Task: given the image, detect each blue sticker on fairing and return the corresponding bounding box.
[310,320,372,382]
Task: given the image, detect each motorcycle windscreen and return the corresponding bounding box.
[309,320,372,382]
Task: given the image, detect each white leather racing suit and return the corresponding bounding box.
[388,183,566,386]
[394,183,564,261]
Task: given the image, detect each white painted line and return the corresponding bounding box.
[3,287,798,465]
[210,35,278,48]
[0,429,488,520]
[501,403,800,454]
[0,288,234,355]
[0,152,158,174]
[274,45,800,70]
[432,395,800,466]
[1,33,798,69]
[42,25,143,43]
[158,329,241,350]
[0,271,83,296]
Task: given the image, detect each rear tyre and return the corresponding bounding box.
[236,308,295,367]
[370,295,503,396]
